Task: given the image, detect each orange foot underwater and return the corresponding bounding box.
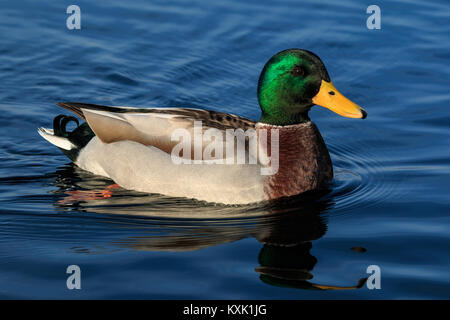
[59,184,120,204]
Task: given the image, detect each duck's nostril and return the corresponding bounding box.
[328,91,335,95]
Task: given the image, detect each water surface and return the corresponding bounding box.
[0,0,449,299]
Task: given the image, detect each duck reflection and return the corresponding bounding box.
[52,164,366,290]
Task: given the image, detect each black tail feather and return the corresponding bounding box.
[56,102,87,120]
[53,114,80,137]
[51,114,95,161]
[56,102,131,120]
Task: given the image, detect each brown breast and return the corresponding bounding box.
[257,122,333,200]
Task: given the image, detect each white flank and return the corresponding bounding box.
[75,137,266,204]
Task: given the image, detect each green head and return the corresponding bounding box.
[257,49,367,125]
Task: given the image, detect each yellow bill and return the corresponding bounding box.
[312,80,367,119]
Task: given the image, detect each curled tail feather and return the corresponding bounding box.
[38,114,95,161]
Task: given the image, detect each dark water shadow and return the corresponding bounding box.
[50,164,367,291]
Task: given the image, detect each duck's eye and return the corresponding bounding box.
[291,66,305,77]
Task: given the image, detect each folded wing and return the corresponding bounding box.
[57,102,256,160]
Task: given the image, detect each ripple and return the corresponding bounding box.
[324,138,399,214]
[106,73,140,86]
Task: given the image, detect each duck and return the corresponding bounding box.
[38,49,367,205]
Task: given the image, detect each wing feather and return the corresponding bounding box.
[56,102,257,159]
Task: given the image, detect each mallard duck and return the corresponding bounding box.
[39,49,366,205]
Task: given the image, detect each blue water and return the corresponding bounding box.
[0,0,449,299]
